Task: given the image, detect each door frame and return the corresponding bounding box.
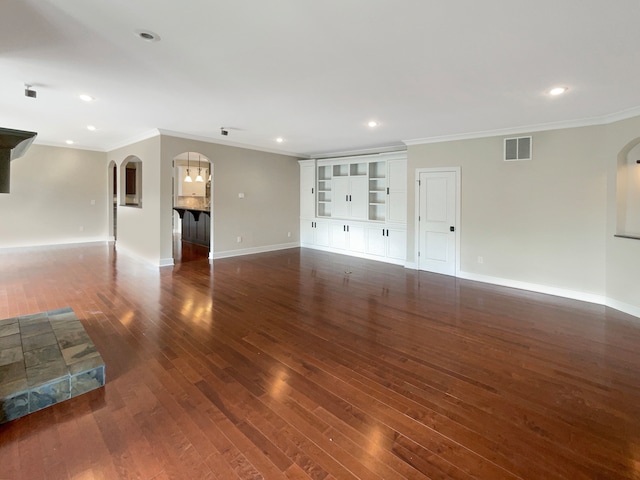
[414,167,461,275]
[107,160,117,242]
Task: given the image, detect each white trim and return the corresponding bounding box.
[601,105,640,125]
[299,244,407,267]
[32,106,640,156]
[405,262,640,319]
[112,244,164,269]
[0,238,110,250]
[606,298,640,320]
[312,144,407,159]
[458,270,607,305]
[159,258,175,267]
[403,105,640,147]
[315,150,407,166]
[106,129,161,151]
[157,129,301,157]
[414,167,461,275]
[32,139,109,151]
[211,242,299,259]
[36,129,161,153]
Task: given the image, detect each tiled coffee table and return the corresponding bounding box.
[0,307,105,423]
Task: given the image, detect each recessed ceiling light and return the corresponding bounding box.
[79,94,94,102]
[87,125,96,131]
[276,137,284,143]
[65,140,74,145]
[549,87,568,96]
[368,121,378,127]
[135,29,161,42]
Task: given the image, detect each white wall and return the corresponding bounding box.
[617,142,640,236]
[408,125,608,297]
[108,136,162,265]
[0,144,108,248]
[160,135,300,260]
[605,115,640,316]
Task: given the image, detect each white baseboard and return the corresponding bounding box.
[111,244,155,268]
[159,258,175,267]
[0,238,110,252]
[212,242,299,260]
[403,264,639,319]
[300,244,406,266]
[605,298,640,320]
[457,271,607,305]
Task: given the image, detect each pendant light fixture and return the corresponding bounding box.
[184,152,193,183]
[195,154,204,182]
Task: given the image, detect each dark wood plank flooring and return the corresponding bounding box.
[1,243,639,479]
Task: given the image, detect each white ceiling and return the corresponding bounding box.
[2,0,640,158]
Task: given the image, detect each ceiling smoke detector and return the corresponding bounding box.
[24,84,37,98]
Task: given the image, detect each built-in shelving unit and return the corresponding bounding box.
[317,164,332,218]
[299,152,407,266]
[368,160,386,222]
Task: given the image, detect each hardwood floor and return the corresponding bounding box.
[1,243,640,480]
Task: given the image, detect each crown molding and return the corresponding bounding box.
[311,143,407,159]
[105,129,162,152]
[404,105,640,146]
[32,139,109,152]
[156,129,301,158]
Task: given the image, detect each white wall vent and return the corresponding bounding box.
[504,136,532,161]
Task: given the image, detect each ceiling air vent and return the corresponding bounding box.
[504,136,532,161]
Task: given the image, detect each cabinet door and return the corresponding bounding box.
[348,224,366,253]
[366,226,387,257]
[300,219,315,245]
[332,177,350,219]
[330,222,348,250]
[315,220,330,247]
[349,176,369,221]
[387,227,407,261]
[299,162,315,218]
[387,159,407,224]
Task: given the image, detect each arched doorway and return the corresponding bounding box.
[172,151,212,262]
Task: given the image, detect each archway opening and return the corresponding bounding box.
[172,151,212,262]
[616,138,640,238]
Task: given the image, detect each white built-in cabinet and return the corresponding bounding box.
[365,225,406,262]
[330,222,366,253]
[331,163,368,220]
[299,160,316,218]
[386,158,407,224]
[298,152,407,265]
[300,219,330,247]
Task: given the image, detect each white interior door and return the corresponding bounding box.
[418,170,458,275]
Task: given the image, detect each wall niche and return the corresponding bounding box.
[616,139,640,238]
[120,155,142,208]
